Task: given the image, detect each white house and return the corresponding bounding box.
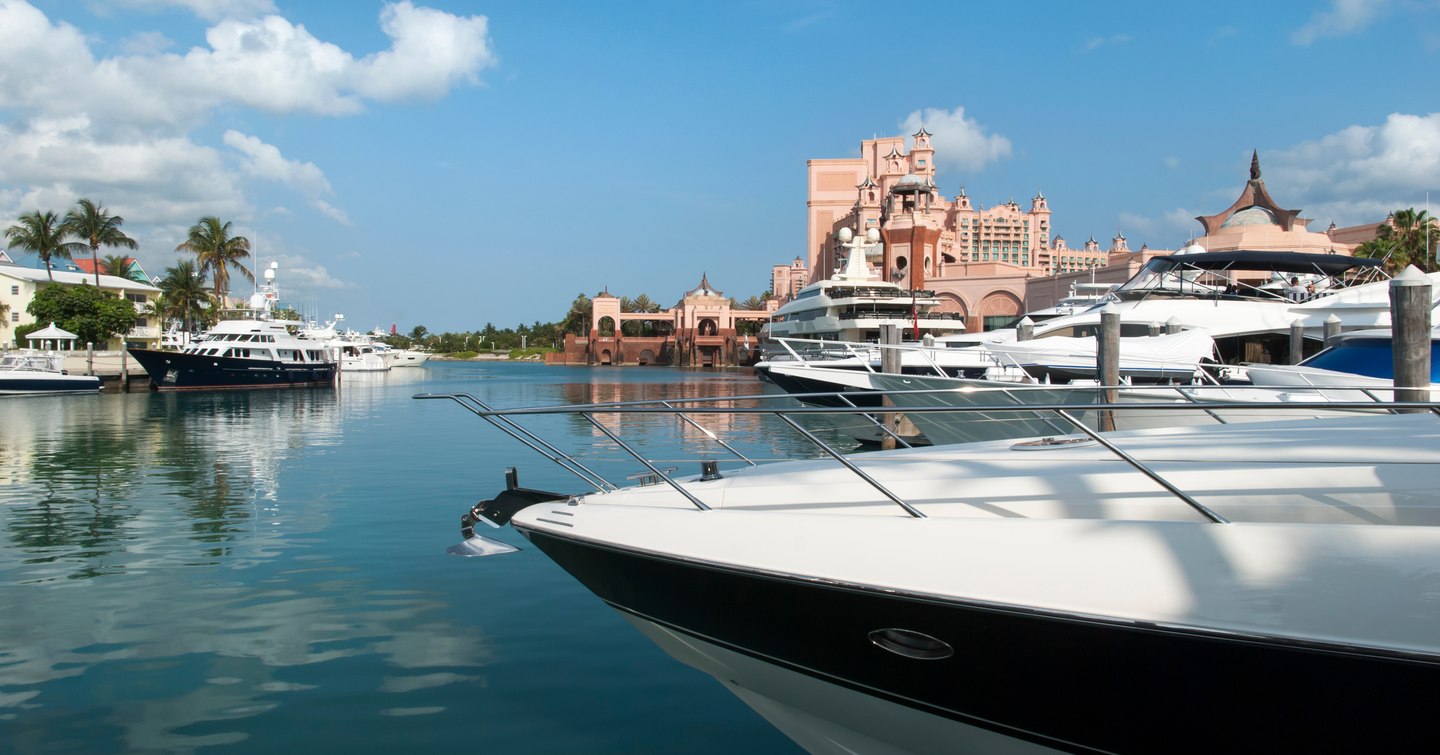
[0,263,162,350]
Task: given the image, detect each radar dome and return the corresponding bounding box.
[837,227,853,242]
[866,228,881,243]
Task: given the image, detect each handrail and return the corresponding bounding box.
[420,386,1440,522]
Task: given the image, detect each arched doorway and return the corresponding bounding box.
[978,291,1023,332]
[637,349,655,365]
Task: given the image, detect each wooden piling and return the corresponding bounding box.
[1288,320,1305,365]
[1016,316,1034,342]
[879,325,900,450]
[1097,304,1120,432]
[1324,314,1342,348]
[1390,266,1433,408]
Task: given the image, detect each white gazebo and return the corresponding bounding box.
[25,322,79,351]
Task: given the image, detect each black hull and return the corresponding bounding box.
[0,377,100,394]
[519,528,1440,754]
[127,349,337,391]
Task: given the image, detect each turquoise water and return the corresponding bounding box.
[0,362,806,754]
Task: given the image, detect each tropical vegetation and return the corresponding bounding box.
[25,282,139,346]
[1354,208,1439,274]
[4,210,73,281]
[153,260,214,334]
[62,198,137,287]
[176,216,253,303]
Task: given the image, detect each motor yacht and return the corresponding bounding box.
[422,391,1440,755]
[1239,326,1440,400]
[0,350,101,395]
[762,227,965,347]
[128,263,338,390]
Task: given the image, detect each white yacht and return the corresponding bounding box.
[372,342,430,368]
[297,315,390,372]
[128,263,338,390]
[762,227,965,346]
[424,391,1440,755]
[0,350,101,395]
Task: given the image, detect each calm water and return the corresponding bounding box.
[0,362,810,754]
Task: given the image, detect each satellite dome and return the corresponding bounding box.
[866,228,881,243]
[837,227,853,242]
[1177,242,1207,256]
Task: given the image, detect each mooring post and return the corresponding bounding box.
[120,348,129,391]
[879,324,901,450]
[1097,304,1120,432]
[1390,266,1432,409]
[1165,316,1182,335]
[86,342,94,375]
[1148,321,1161,337]
[1324,314,1342,348]
[1016,316,1034,342]
[1288,320,1306,365]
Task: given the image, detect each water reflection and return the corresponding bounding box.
[0,387,489,750]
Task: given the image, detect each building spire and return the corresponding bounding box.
[1250,149,1261,181]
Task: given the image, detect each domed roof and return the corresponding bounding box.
[891,173,928,194]
[1220,206,1278,228]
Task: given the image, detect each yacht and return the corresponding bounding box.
[421,391,1440,755]
[1020,281,1117,323]
[762,227,965,346]
[297,315,390,372]
[757,249,1440,401]
[0,350,101,395]
[1241,326,1440,400]
[1025,250,1428,364]
[127,264,338,390]
[372,342,430,368]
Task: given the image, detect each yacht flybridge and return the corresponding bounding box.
[420,389,1440,754]
[128,263,338,390]
[762,227,965,345]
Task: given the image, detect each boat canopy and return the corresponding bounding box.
[1150,250,1383,275]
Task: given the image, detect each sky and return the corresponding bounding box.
[1,0,1438,332]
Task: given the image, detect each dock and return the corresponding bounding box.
[61,351,151,392]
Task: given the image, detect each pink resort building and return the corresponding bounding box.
[554,138,1387,366]
[806,134,1379,331]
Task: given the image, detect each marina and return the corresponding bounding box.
[0,362,802,753]
[1,5,1437,752]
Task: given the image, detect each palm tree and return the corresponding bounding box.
[175,216,253,305]
[5,210,74,281]
[156,260,213,334]
[1356,208,1440,273]
[561,292,593,336]
[62,198,138,287]
[101,253,143,282]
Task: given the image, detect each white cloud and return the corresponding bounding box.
[1265,112,1440,224]
[222,131,350,225]
[1117,209,1200,248]
[0,0,491,242]
[113,0,278,22]
[355,1,496,102]
[900,106,1012,174]
[1292,0,1390,45]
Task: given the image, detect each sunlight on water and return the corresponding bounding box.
[0,363,801,753]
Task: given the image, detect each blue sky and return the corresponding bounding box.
[2,0,1437,332]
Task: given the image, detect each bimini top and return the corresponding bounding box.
[1154,250,1382,275]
